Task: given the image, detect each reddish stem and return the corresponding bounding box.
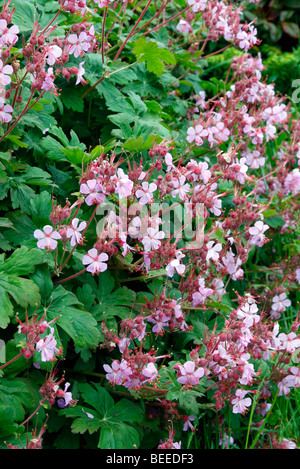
[53,268,87,285]
[20,400,45,427]
[0,352,22,370]
[101,6,108,64]
[144,5,191,36]
[113,0,152,62]
[0,90,46,144]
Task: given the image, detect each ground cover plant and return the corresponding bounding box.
[0,0,299,450]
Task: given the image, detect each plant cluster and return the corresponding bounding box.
[0,0,299,450]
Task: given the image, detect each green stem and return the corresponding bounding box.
[248,388,280,450]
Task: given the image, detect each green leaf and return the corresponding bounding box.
[1,246,44,276]
[22,167,52,186]
[10,184,36,214]
[265,215,285,228]
[0,218,13,229]
[62,383,143,448]
[91,285,136,320]
[123,134,163,152]
[43,286,101,349]
[0,286,14,330]
[30,191,53,227]
[0,378,39,423]
[0,247,44,328]
[61,88,84,113]
[107,399,144,423]
[98,422,140,449]
[133,37,176,76]
[78,382,114,415]
[4,134,28,148]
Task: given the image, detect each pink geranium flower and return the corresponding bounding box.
[177,361,204,386]
[36,328,58,362]
[142,227,165,252]
[0,59,13,85]
[142,363,158,382]
[82,248,109,274]
[34,225,61,251]
[66,217,87,246]
[232,389,252,414]
[206,241,222,263]
[45,45,62,66]
[0,97,13,123]
[176,19,192,35]
[186,124,208,146]
[136,181,157,205]
[249,220,269,247]
[0,20,19,46]
[80,179,105,205]
[103,359,131,385]
[67,31,90,57]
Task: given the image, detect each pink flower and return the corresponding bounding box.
[94,0,113,7]
[262,104,287,125]
[188,0,207,12]
[271,293,291,319]
[186,124,208,146]
[177,361,204,386]
[103,359,131,385]
[36,328,58,362]
[183,415,196,431]
[237,302,260,328]
[243,149,265,169]
[166,254,186,277]
[192,278,213,306]
[176,19,192,35]
[80,179,105,205]
[82,248,109,274]
[66,218,87,246]
[136,181,157,205]
[0,97,13,123]
[281,439,297,449]
[67,31,90,58]
[278,377,292,396]
[296,268,300,285]
[142,227,165,252]
[34,225,61,251]
[165,152,175,172]
[195,91,206,110]
[285,367,300,388]
[62,0,89,14]
[75,61,87,85]
[40,67,56,91]
[148,312,170,334]
[249,220,269,247]
[187,159,211,183]
[206,241,222,263]
[284,168,300,195]
[230,157,249,184]
[232,389,252,414]
[0,59,13,86]
[171,176,190,200]
[142,363,158,382]
[0,20,19,46]
[61,382,74,406]
[278,332,300,354]
[45,45,62,66]
[209,121,230,144]
[114,168,134,199]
